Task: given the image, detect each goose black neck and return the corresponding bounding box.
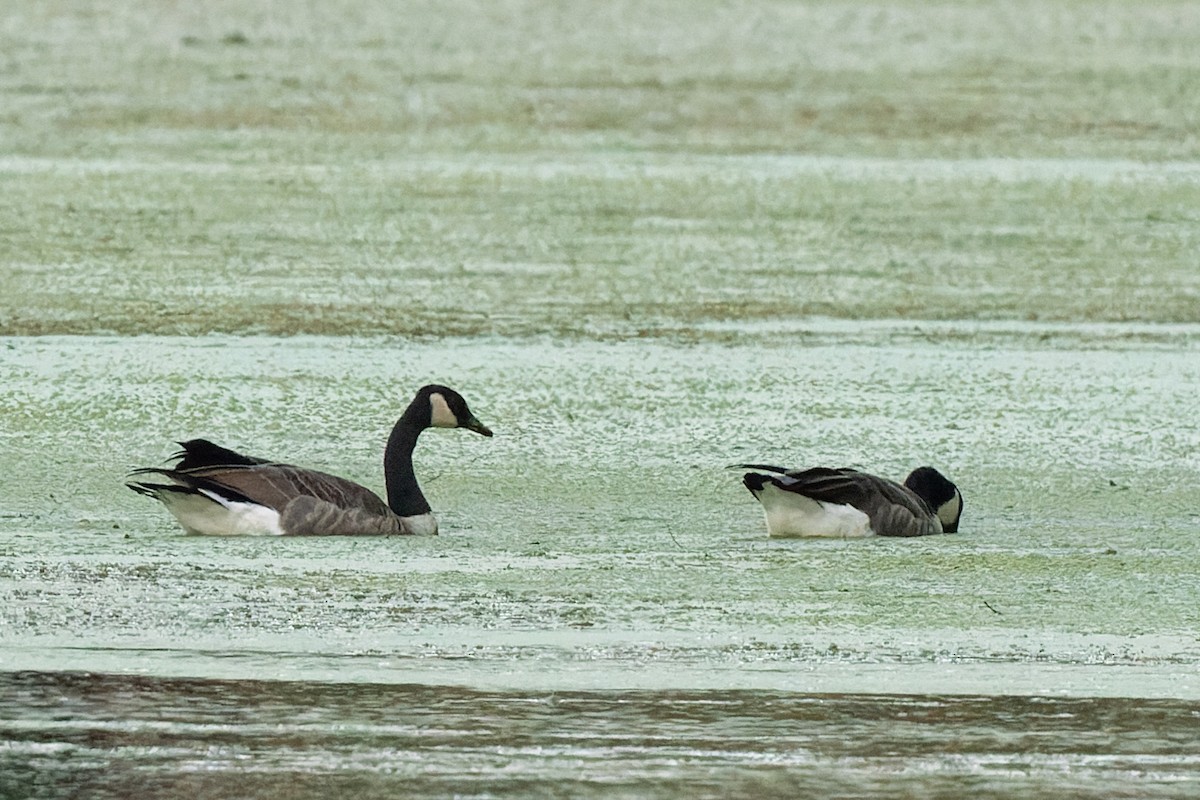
[383,410,431,517]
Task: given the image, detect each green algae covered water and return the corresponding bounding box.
[4,1,1200,794]
[2,329,1198,797]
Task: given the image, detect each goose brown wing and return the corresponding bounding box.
[278,495,405,536]
[778,468,940,537]
[870,498,944,537]
[775,467,873,505]
[186,464,391,517]
[852,474,942,537]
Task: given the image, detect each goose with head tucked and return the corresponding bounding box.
[127,384,492,536]
[738,464,963,538]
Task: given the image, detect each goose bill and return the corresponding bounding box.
[465,416,493,437]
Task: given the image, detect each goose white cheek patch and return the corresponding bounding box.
[429,392,458,428]
[938,489,963,528]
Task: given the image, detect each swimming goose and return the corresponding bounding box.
[738,464,962,538]
[127,385,492,536]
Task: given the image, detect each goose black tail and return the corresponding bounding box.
[742,472,775,494]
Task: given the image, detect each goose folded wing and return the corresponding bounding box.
[182,464,392,517]
[777,468,939,537]
[859,476,942,536]
[870,498,944,537]
[773,467,871,504]
[278,495,404,536]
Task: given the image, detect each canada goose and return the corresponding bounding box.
[127,385,492,536]
[738,464,962,538]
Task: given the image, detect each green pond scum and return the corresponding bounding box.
[1,1,1199,797]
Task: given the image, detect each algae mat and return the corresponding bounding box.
[3,1,1200,795]
[2,330,1197,698]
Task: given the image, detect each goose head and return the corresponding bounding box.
[416,384,493,437]
[903,466,963,532]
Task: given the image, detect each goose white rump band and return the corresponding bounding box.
[159,488,286,537]
[759,484,874,539]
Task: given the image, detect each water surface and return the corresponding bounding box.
[4,0,1200,795]
[2,330,1198,795]
[4,672,1199,800]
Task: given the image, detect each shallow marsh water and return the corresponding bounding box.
[4,0,1200,795]
[2,330,1199,797]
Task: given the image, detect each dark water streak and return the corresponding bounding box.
[2,671,1198,799]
